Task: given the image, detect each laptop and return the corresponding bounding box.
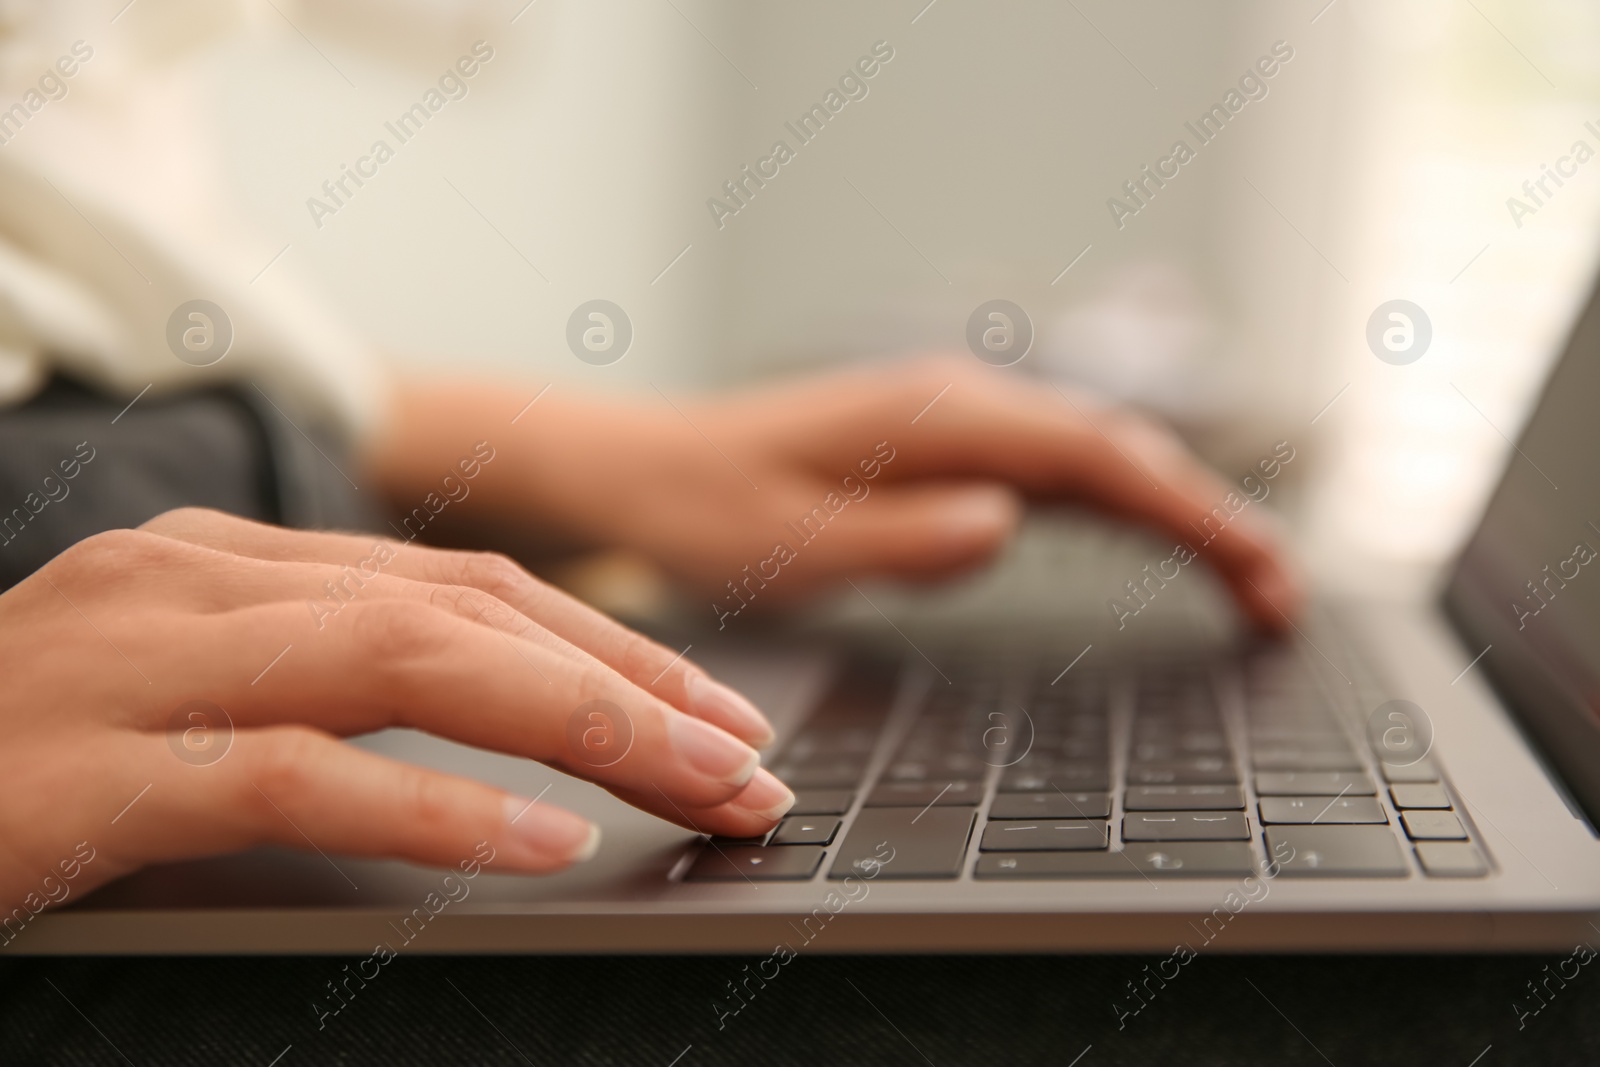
[25,279,1600,955]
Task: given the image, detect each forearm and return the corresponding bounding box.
[357,377,653,548]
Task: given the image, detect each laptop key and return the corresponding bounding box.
[770,817,841,846]
[1264,827,1408,877]
[1415,841,1489,877]
[1126,763,1237,786]
[784,727,879,758]
[883,755,979,780]
[1046,763,1111,789]
[1060,740,1110,762]
[1132,755,1226,772]
[1133,735,1230,763]
[1381,760,1440,784]
[1258,796,1387,825]
[865,780,983,807]
[975,842,1254,879]
[789,789,854,815]
[1389,783,1450,810]
[829,807,975,880]
[1256,771,1375,796]
[768,759,866,788]
[884,761,934,782]
[979,819,1108,851]
[1124,784,1244,811]
[999,765,1110,793]
[1401,810,1467,840]
[1252,725,1349,739]
[1252,749,1362,771]
[997,770,1055,793]
[1175,730,1229,752]
[684,845,824,882]
[1122,812,1250,841]
[988,791,1111,819]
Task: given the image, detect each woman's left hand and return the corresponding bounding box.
[366,355,1302,630]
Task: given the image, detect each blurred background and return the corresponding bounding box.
[4,0,1598,623]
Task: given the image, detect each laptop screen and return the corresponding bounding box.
[1445,271,1600,822]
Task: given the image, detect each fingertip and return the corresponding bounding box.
[572,822,602,863]
[685,672,776,748]
[733,767,795,824]
[1205,511,1301,632]
[944,484,1022,544]
[671,769,796,838]
[665,711,762,789]
[1242,563,1304,633]
[860,485,1023,583]
[609,767,797,839]
[501,795,600,869]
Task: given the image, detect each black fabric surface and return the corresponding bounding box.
[0,953,1594,1065]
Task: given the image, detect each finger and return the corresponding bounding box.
[758,481,1022,592]
[1055,404,1303,630]
[76,533,769,819]
[609,766,796,839]
[745,360,1302,630]
[961,393,1302,630]
[40,540,793,839]
[139,509,773,745]
[167,598,783,823]
[111,727,599,875]
[46,532,775,821]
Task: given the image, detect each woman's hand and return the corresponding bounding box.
[0,508,787,919]
[370,356,1301,629]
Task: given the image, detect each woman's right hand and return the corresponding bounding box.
[0,508,789,919]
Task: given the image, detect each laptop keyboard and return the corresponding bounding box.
[683,639,1491,883]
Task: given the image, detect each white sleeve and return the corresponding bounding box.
[0,151,391,446]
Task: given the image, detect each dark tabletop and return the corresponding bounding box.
[1,952,1594,1065]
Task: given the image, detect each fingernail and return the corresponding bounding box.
[1256,568,1300,612]
[687,673,776,747]
[734,767,796,823]
[943,486,1019,542]
[502,795,600,864]
[1247,570,1302,633]
[666,713,761,787]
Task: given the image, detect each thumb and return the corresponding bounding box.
[784,482,1022,587]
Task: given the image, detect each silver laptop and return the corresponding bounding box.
[27,282,1600,955]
